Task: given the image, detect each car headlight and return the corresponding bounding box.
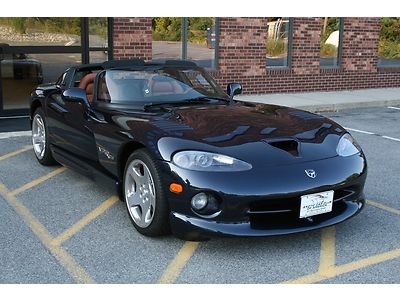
[172,151,252,172]
[336,133,361,157]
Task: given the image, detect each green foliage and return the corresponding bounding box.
[152,17,214,44]
[379,18,400,59]
[11,18,27,34]
[266,38,287,57]
[380,17,400,42]
[152,17,182,41]
[320,43,337,57]
[379,40,400,59]
[0,17,83,35]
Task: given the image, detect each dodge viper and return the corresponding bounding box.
[29,59,367,240]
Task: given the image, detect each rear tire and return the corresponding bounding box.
[123,149,170,236]
[32,107,57,166]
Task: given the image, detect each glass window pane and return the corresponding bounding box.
[89,18,108,48]
[1,53,81,110]
[266,17,290,68]
[320,17,340,67]
[0,18,81,46]
[187,17,216,69]
[152,17,182,60]
[378,17,400,67]
[90,51,108,63]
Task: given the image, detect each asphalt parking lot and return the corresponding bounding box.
[0,106,399,284]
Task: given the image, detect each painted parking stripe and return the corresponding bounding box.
[158,241,200,284]
[345,127,400,143]
[51,195,119,246]
[0,145,32,161]
[0,115,29,119]
[388,106,400,110]
[9,167,67,196]
[318,227,336,276]
[0,131,31,139]
[0,182,94,284]
[283,247,400,284]
[344,127,374,135]
[368,200,400,216]
[382,136,400,142]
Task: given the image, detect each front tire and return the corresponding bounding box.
[123,149,170,236]
[32,107,57,165]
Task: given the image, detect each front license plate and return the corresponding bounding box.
[299,191,334,218]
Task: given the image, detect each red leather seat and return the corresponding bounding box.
[78,73,97,102]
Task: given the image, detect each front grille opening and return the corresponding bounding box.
[250,200,348,230]
[247,186,358,216]
[268,139,299,156]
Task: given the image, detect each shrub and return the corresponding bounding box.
[11,18,27,34]
[266,38,287,57]
[320,43,337,57]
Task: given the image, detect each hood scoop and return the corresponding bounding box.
[263,138,300,157]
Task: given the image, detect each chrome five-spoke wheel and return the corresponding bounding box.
[123,149,170,236]
[125,159,156,228]
[31,108,56,165]
[32,114,46,159]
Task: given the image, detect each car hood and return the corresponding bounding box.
[115,102,346,165]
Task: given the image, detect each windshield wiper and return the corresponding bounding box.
[143,98,211,111]
[189,96,230,103]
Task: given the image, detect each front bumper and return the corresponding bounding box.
[161,153,367,240]
[170,196,365,240]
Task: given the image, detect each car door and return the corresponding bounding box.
[46,72,98,162]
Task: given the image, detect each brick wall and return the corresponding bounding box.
[113,18,152,60]
[215,17,400,94]
[112,17,400,94]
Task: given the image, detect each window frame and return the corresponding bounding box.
[320,17,344,69]
[266,17,293,69]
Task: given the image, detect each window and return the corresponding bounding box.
[378,17,400,67]
[0,18,81,46]
[266,17,292,68]
[1,53,81,110]
[187,18,217,69]
[151,17,218,69]
[152,17,182,61]
[320,17,343,68]
[88,18,110,63]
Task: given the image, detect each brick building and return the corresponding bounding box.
[113,17,400,94]
[0,17,399,116]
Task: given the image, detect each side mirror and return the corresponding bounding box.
[62,88,90,107]
[227,83,242,99]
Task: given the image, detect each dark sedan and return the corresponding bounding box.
[29,59,367,240]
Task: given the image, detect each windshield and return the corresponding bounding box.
[96,67,228,105]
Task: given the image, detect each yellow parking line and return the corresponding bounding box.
[318,226,336,275]
[51,195,119,246]
[0,182,94,284]
[0,145,32,162]
[331,248,400,277]
[368,200,400,216]
[158,241,200,284]
[284,247,400,284]
[10,167,67,196]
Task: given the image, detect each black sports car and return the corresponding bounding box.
[30,59,367,240]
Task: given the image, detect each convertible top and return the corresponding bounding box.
[73,59,198,72]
